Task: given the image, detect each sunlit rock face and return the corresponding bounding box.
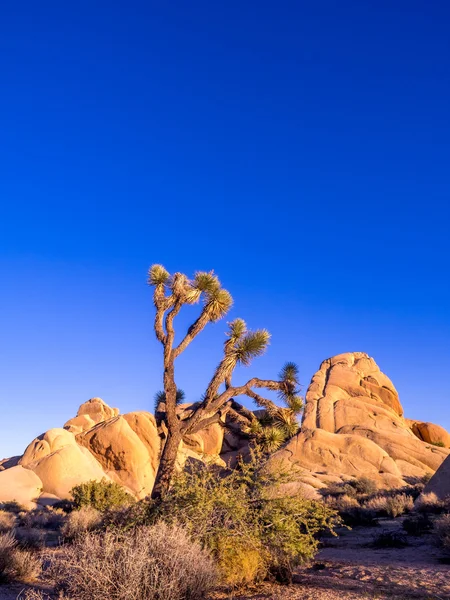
[269,352,450,490]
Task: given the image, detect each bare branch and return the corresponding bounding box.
[173,308,211,358]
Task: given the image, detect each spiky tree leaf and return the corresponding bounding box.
[227,318,247,341]
[260,426,286,453]
[284,394,304,414]
[194,271,220,293]
[148,264,170,286]
[153,388,186,411]
[235,329,270,366]
[279,362,299,384]
[205,288,233,321]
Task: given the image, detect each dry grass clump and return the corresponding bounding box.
[0,501,26,514]
[434,513,450,554]
[416,492,448,514]
[385,493,414,518]
[362,495,388,515]
[0,532,41,583]
[21,507,65,531]
[48,523,217,600]
[0,511,16,533]
[14,527,45,550]
[61,507,102,539]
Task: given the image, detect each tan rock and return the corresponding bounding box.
[0,466,43,508]
[0,457,20,471]
[28,443,108,499]
[407,419,450,448]
[20,428,77,466]
[423,454,450,500]
[64,398,119,434]
[270,352,449,489]
[77,412,160,499]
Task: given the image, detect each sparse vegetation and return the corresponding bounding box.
[0,501,26,514]
[353,477,378,496]
[61,506,102,539]
[146,453,341,584]
[0,532,40,583]
[402,513,433,536]
[0,510,16,533]
[48,523,217,600]
[71,479,135,511]
[416,492,448,514]
[385,493,414,518]
[434,513,450,554]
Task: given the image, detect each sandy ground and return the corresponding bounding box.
[212,517,450,600]
[2,517,448,600]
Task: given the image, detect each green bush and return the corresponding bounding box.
[70,479,135,512]
[146,452,341,584]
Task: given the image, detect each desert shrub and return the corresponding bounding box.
[0,501,26,514]
[51,500,74,514]
[416,492,446,514]
[61,507,102,539]
[402,513,433,536]
[371,531,408,548]
[21,507,65,530]
[48,523,216,600]
[0,511,16,533]
[341,507,378,527]
[324,482,357,498]
[352,477,378,496]
[420,473,433,484]
[363,495,388,516]
[147,454,341,584]
[434,514,450,554]
[385,493,414,518]
[326,494,359,512]
[0,533,40,583]
[71,479,135,512]
[14,528,45,550]
[431,441,446,448]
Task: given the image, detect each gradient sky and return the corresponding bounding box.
[1,1,449,459]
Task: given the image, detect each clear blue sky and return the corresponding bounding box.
[1,1,449,458]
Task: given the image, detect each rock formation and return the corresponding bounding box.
[0,398,226,506]
[0,352,449,506]
[422,454,450,500]
[269,352,449,490]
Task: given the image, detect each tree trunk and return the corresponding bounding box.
[151,429,182,500]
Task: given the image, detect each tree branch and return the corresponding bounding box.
[173,308,211,358]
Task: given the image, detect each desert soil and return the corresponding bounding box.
[1,517,448,600]
[212,517,450,600]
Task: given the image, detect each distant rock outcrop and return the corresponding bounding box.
[269,352,449,490]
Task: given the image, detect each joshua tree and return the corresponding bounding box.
[148,264,301,500]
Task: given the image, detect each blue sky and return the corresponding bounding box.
[1,1,449,458]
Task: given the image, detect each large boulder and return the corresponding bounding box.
[406,419,450,448]
[20,428,78,466]
[0,466,43,508]
[269,352,449,488]
[64,397,119,434]
[422,454,450,500]
[77,412,160,499]
[18,427,109,499]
